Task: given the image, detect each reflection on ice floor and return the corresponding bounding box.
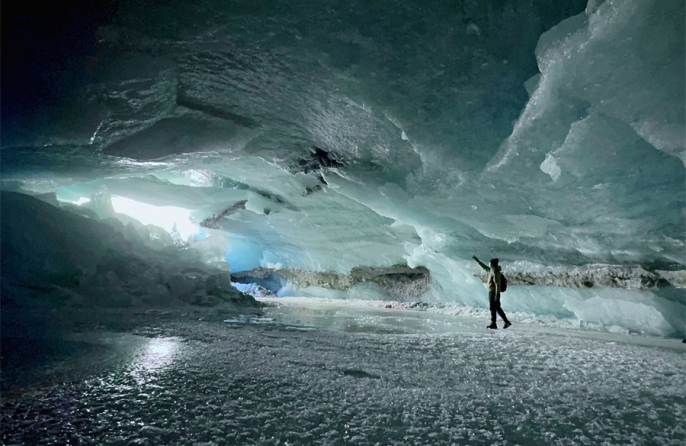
[2,299,684,445]
[260,297,686,350]
[130,337,180,385]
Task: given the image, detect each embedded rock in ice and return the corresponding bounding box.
[277,269,354,292]
[477,265,675,290]
[656,270,686,289]
[234,264,431,300]
[349,264,431,299]
[231,267,285,295]
[232,282,272,298]
[200,201,247,229]
[295,147,345,175]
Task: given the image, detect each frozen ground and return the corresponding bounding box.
[2,298,684,446]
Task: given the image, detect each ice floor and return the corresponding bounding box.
[2,298,684,446]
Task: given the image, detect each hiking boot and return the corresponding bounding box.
[503,321,512,329]
[487,323,498,329]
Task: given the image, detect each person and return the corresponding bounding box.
[472,256,511,329]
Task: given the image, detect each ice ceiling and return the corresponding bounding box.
[1,1,685,334]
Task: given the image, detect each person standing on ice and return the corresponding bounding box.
[472,256,511,329]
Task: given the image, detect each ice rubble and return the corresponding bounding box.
[0,192,256,311]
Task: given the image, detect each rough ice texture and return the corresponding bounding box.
[233,264,431,300]
[1,192,255,309]
[656,270,686,289]
[1,311,684,445]
[232,282,272,297]
[1,1,684,337]
[477,265,680,289]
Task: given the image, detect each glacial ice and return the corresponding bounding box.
[1,2,685,444]
[1,0,684,339]
[0,192,256,311]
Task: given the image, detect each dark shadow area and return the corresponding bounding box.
[1,0,121,144]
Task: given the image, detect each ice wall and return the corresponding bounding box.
[1,1,684,337]
[1,192,255,309]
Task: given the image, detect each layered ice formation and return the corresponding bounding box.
[1,191,256,310]
[1,0,684,336]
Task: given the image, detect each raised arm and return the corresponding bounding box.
[472,255,489,271]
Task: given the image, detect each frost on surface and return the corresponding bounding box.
[2,306,685,445]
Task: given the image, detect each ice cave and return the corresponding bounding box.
[1,0,684,444]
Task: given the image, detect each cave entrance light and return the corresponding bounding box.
[111,196,200,241]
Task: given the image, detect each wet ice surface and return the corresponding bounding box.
[2,299,685,446]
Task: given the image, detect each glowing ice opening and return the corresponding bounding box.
[224,238,263,272]
[75,197,91,205]
[111,196,199,240]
